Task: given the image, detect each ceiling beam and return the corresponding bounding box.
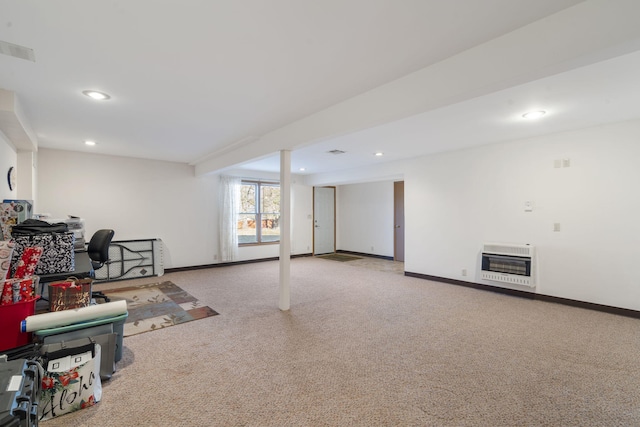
[194,0,640,177]
[0,89,38,152]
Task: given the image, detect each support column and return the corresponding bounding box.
[279,150,291,311]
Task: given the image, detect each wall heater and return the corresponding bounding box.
[481,243,535,287]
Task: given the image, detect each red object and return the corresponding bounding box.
[48,279,92,312]
[18,278,33,300]
[14,246,43,279]
[1,277,36,305]
[1,280,12,305]
[0,296,38,351]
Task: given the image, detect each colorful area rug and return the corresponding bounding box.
[317,253,362,262]
[101,281,218,337]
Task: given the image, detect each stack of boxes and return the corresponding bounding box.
[0,200,33,240]
[64,217,86,251]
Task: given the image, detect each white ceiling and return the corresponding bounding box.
[1,1,640,178]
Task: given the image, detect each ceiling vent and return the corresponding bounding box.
[327,149,346,155]
[0,40,35,62]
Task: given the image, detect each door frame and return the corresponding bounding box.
[394,181,405,262]
[312,186,336,255]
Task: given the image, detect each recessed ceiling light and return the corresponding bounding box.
[82,90,111,100]
[522,110,546,119]
[299,167,306,172]
[374,152,384,157]
[84,140,96,146]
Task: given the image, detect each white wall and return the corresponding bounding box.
[30,117,640,312]
[404,119,640,311]
[37,149,218,268]
[306,118,640,311]
[0,132,17,202]
[16,151,36,203]
[37,149,312,268]
[336,181,394,257]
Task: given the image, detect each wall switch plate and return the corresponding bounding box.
[524,201,533,212]
[554,223,561,232]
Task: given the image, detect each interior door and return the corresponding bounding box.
[394,181,405,262]
[313,186,335,255]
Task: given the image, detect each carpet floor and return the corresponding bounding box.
[41,257,640,426]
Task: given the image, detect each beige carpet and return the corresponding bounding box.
[41,257,640,426]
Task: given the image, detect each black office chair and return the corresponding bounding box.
[87,229,115,302]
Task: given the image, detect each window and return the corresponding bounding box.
[238,181,280,245]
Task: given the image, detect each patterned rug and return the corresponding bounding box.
[101,280,218,337]
[317,253,362,262]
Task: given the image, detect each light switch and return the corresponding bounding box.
[553,223,561,232]
[524,201,533,212]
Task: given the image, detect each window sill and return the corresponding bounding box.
[238,241,280,247]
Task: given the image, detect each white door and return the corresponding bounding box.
[313,186,335,255]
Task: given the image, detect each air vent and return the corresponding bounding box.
[482,243,533,257]
[481,243,536,287]
[327,149,346,155]
[0,40,35,62]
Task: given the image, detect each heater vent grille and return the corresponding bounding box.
[481,271,532,286]
[481,243,535,288]
[482,243,532,257]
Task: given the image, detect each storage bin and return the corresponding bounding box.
[0,297,38,352]
[34,312,128,362]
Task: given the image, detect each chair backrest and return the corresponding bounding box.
[87,229,115,266]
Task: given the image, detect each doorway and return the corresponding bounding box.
[394,181,405,262]
[313,186,335,255]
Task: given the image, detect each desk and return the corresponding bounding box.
[37,251,93,302]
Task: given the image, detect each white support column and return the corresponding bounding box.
[279,150,291,311]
